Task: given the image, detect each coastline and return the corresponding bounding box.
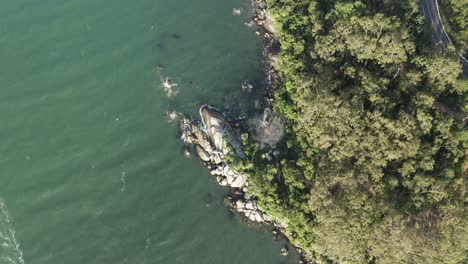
[250,0,281,110]
[249,1,315,262]
[171,0,468,263]
[172,0,316,263]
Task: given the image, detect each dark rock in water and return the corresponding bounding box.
[171,33,182,39]
[156,42,165,50]
[232,189,244,197]
[224,196,235,211]
[241,80,254,93]
[225,208,235,220]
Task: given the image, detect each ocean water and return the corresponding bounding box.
[0,0,299,263]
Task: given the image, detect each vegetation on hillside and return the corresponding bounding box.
[441,0,468,55]
[235,0,468,263]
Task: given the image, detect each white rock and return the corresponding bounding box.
[222,165,230,175]
[220,178,228,186]
[227,169,236,177]
[195,145,210,161]
[230,174,247,188]
[263,214,273,222]
[248,213,256,222]
[211,169,222,176]
[226,174,236,185]
[254,212,264,222]
[222,148,229,155]
[213,154,223,164]
[194,130,211,151]
[245,210,264,223]
[245,201,255,210]
[236,200,245,210]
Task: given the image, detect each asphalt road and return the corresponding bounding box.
[422,0,467,124]
[422,0,468,71]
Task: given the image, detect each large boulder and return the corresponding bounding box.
[195,145,211,162]
[199,106,246,158]
[194,127,213,153]
[230,174,247,188]
[226,174,236,185]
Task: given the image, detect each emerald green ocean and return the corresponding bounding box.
[0,0,299,263]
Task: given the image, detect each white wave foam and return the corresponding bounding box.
[120,171,127,192]
[0,199,25,264]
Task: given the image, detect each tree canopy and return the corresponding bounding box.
[235,0,468,263]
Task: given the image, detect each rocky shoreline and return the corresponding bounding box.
[172,1,315,263]
[250,0,281,110]
[249,1,316,262]
[179,105,272,224]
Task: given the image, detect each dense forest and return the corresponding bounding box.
[234,0,468,263]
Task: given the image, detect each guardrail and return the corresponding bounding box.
[434,0,468,65]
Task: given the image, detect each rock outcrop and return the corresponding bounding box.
[178,106,268,223]
[199,106,246,158]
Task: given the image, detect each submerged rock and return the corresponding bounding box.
[241,81,254,93]
[166,110,179,122]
